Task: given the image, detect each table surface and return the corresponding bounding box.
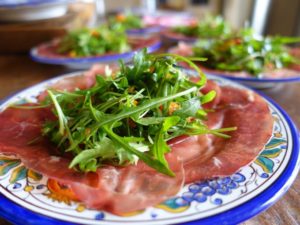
[0,54,299,225]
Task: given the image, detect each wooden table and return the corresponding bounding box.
[0,54,299,225]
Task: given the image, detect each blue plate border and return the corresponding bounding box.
[204,71,300,83]
[0,75,299,225]
[126,26,162,35]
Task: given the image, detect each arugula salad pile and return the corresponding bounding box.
[42,49,235,176]
[172,16,231,39]
[193,28,300,76]
[57,25,131,57]
[108,13,143,31]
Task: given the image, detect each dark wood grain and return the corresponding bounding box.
[0,54,299,225]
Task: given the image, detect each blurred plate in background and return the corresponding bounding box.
[169,45,300,89]
[0,2,95,54]
[30,36,162,69]
[0,0,72,22]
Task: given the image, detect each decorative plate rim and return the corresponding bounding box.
[126,26,163,35]
[204,71,300,83]
[29,38,162,65]
[0,73,299,225]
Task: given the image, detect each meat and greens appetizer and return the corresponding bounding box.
[57,25,131,57]
[0,50,273,213]
[193,29,300,77]
[108,13,143,31]
[172,15,231,39]
[171,28,300,78]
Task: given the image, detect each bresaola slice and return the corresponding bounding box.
[170,86,273,183]
[70,154,184,214]
[0,107,184,214]
[0,76,273,214]
[38,64,119,101]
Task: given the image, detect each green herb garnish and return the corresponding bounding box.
[108,12,143,31]
[57,25,131,57]
[193,28,300,76]
[41,49,235,176]
[173,15,232,39]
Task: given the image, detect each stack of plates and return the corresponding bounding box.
[0,1,94,53]
[0,0,72,22]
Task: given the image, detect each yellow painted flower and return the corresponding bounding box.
[274,132,282,138]
[76,204,86,212]
[24,185,34,192]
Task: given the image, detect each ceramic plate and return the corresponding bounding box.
[0,0,71,22]
[0,73,299,225]
[30,37,162,69]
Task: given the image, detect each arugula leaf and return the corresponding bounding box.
[200,90,216,105]
[47,90,67,136]
[69,137,114,170]
[69,136,140,172]
[151,116,180,171]
[108,13,143,31]
[134,117,166,125]
[173,98,201,118]
[104,125,175,176]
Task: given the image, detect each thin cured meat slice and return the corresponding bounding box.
[0,76,273,213]
[73,154,183,214]
[290,47,300,71]
[143,15,196,28]
[0,107,183,214]
[169,42,194,57]
[201,67,300,79]
[38,64,119,101]
[262,68,300,78]
[38,74,96,101]
[0,106,53,147]
[170,86,273,183]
